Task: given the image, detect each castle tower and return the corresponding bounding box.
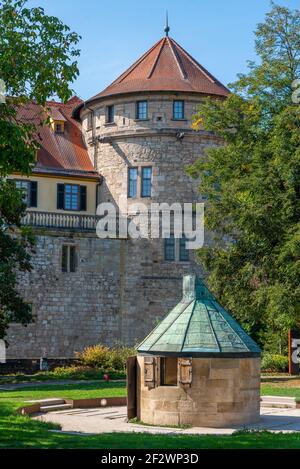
[6,32,229,363]
[75,33,229,344]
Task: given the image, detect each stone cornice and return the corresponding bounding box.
[91,128,222,145]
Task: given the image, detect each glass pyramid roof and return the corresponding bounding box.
[137,275,261,357]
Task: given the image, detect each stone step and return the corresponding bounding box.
[261,395,297,408]
[28,398,66,407]
[262,395,296,403]
[40,403,72,413]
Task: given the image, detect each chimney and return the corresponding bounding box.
[182,274,196,301]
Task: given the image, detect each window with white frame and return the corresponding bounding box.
[15,180,30,205]
[15,180,38,207]
[128,167,138,198]
[136,100,148,120]
[65,184,79,210]
[173,100,184,120]
[141,167,152,197]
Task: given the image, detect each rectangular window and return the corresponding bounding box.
[173,100,184,120]
[57,184,86,211]
[164,235,175,261]
[15,180,38,207]
[136,100,148,120]
[179,236,190,262]
[55,122,63,134]
[62,245,77,273]
[128,167,138,198]
[160,357,178,386]
[106,105,114,123]
[64,184,79,210]
[16,180,30,205]
[141,167,152,197]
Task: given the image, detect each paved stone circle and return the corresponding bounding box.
[34,406,300,435]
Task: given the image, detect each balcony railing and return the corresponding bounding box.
[22,210,100,231]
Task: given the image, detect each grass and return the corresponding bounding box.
[1,376,300,448]
[0,381,127,402]
[261,376,300,401]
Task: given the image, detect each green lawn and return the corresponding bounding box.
[0,381,126,402]
[1,378,300,449]
[261,377,300,401]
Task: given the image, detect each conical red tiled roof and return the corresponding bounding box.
[89,36,229,102]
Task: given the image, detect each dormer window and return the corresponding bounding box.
[106,105,115,124]
[54,122,64,134]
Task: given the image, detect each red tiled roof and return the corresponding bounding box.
[88,36,229,102]
[17,97,98,179]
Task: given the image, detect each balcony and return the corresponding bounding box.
[22,210,100,231]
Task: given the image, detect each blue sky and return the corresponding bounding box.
[26,0,299,100]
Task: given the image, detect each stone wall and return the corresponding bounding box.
[6,231,123,358]
[6,231,203,358]
[137,356,261,427]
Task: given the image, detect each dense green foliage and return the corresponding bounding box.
[0,367,126,384]
[0,0,80,338]
[261,353,289,372]
[189,3,300,350]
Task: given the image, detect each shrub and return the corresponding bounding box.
[76,344,136,372]
[107,346,136,371]
[261,353,288,373]
[50,365,101,380]
[75,345,111,369]
[49,365,126,380]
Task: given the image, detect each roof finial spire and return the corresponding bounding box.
[164,11,170,37]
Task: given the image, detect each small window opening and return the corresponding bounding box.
[160,357,178,386]
[55,122,64,134]
[62,245,77,273]
[106,105,115,124]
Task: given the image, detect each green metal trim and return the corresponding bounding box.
[180,300,196,352]
[138,351,261,358]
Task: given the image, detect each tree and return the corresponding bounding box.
[0,0,81,339]
[189,3,300,351]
